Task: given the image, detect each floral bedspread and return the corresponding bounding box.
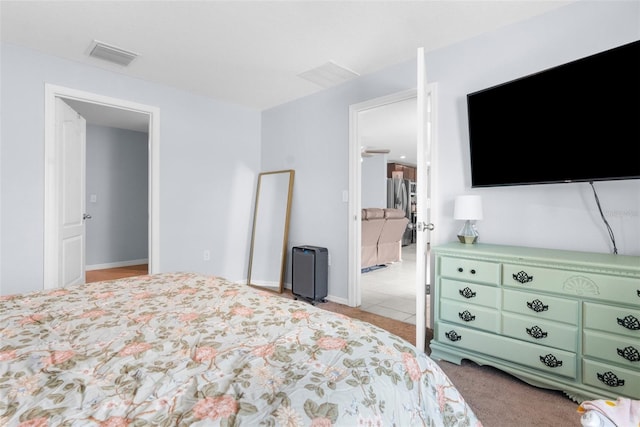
[0,272,481,426]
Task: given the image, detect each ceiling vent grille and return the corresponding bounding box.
[298,61,360,88]
[88,40,138,66]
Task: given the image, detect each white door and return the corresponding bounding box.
[415,47,437,351]
[56,98,87,287]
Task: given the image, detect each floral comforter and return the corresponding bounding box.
[0,272,480,426]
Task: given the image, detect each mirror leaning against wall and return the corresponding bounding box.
[247,169,295,293]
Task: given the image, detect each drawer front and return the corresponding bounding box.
[439,256,500,285]
[440,299,500,333]
[503,263,640,305]
[583,330,640,369]
[439,278,500,308]
[502,312,578,352]
[584,302,640,339]
[436,323,577,379]
[503,289,579,325]
[583,359,640,399]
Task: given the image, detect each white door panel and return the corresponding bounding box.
[56,98,86,287]
[62,235,82,286]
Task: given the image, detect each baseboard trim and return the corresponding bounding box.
[86,259,148,271]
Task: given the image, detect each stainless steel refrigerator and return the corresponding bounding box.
[386,177,413,246]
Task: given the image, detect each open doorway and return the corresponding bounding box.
[359,96,417,324]
[43,84,160,289]
[347,89,417,312]
[78,118,150,283]
[350,50,436,351]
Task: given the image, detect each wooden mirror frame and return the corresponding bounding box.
[247,169,294,293]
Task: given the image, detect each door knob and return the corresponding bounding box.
[83,213,92,220]
[417,222,434,231]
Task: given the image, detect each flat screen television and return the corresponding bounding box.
[467,40,640,187]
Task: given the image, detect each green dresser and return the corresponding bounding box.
[431,242,640,402]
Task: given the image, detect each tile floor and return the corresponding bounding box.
[360,243,418,324]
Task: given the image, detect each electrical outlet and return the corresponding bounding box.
[203,250,210,261]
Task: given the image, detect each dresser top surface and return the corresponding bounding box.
[433,242,640,272]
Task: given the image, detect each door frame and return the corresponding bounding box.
[43,84,160,289]
[348,88,417,308]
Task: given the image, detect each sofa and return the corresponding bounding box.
[361,208,410,269]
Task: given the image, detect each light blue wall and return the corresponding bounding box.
[361,155,387,209]
[262,0,640,301]
[85,124,149,267]
[0,44,261,295]
[262,61,416,300]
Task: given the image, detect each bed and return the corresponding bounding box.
[0,272,480,426]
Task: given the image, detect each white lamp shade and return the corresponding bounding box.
[454,195,483,220]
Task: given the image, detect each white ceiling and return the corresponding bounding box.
[359,97,417,164]
[1,0,574,164]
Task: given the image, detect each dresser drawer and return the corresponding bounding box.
[502,312,577,352]
[436,323,577,379]
[583,302,640,339]
[583,359,640,399]
[503,289,578,325]
[583,330,640,369]
[439,278,500,308]
[439,256,500,285]
[503,263,640,305]
[440,299,500,333]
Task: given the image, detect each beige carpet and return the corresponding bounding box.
[309,296,581,427]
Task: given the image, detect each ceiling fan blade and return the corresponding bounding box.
[363,148,391,154]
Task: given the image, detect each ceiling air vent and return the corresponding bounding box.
[88,40,138,66]
[298,61,360,88]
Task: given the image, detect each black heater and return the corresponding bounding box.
[292,246,328,305]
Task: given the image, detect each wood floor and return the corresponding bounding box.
[85,264,148,283]
[84,266,418,346]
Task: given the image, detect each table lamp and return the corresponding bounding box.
[454,195,483,244]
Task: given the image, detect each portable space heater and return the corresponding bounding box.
[292,246,328,305]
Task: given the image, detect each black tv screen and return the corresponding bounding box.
[467,40,640,187]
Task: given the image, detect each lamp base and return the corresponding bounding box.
[457,234,478,244]
[457,220,479,244]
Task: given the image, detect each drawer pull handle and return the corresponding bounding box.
[459,287,476,299]
[616,315,640,330]
[526,325,548,339]
[597,371,625,388]
[458,310,476,322]
[637,289,639,297]
[457,267,463,272]
[617,346,640,362]
[445,330,462,342]
[527,299,549,313]
[539,354,563,368]
[513,271,533,284]
[470,269,476,275]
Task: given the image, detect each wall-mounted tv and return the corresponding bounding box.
[467,40,640,187]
